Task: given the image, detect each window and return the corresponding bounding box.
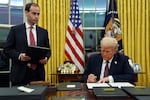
[0,0,9,24]
[0,27,10,47]
[0,0,24,25]
[10,0,24,25]
[0,0,25,47]
[78,0,107,52]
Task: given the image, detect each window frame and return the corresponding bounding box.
[0,0,31,44]
[79,0,107,52]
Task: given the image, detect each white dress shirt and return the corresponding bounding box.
[18,23,37,60]
[100,58,114,82]
[25,23,37,46]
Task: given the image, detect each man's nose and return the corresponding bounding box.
[35,14,39,18]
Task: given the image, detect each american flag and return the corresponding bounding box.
[64,0,84,73]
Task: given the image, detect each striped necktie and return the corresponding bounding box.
[29,26,36,70]
[104,61,109,77]
[29,26,35,46]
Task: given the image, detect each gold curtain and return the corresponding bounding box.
[34,0,70,83]
[117,0,150,83]
[33,0,150,83]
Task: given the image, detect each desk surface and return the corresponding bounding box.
[47,83,135,100]
[0,83,150,100]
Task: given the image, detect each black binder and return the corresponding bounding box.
[26,46,50,63]
[0,85,48,100]
[123,87,150,96]
[135,96,150,100]
[93,87,129,98]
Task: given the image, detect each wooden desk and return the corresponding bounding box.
[51,73,83,82]
[47,83,134,100]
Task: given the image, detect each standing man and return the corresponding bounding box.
[4,3,51,86]
[83,37,136,83]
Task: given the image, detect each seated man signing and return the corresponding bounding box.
[83,37,136,83]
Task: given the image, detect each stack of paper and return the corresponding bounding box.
[86,82,135,89]
[109,82,135,88]
[17,86,34,93]
[86,83,110,89]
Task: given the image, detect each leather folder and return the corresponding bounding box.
[26,46,50,63]
[93,87,129,98]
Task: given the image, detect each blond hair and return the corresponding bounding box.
[100,37,118,51]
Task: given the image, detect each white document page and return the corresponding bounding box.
[109,82,135,88]
[67,85,76,88]
[17,86,34,93]
[86,83,110,89]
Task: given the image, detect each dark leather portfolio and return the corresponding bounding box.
[0,85,48,100]
[135,96,150,100]
[26,46,50,63]
[57,82,81,90]
[123,87,150,100]
[123,87,150,96]
[93,87,129,98]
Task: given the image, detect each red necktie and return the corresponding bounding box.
[29,26,35,46]
[104,61,109,77]
[29,26,36,70]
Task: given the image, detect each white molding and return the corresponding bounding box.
[83,27,105,30]
[0,24,13,28]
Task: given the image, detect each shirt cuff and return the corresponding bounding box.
[18,54,22,60]
[18,53,24,61]
[108,76,114,83]
[45,57,48,60]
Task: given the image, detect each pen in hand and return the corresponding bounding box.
[87,74,97,83]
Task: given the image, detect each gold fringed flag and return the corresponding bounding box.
[104,0,123,52]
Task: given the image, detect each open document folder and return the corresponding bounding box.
[26,46,50,63]
[86,82,135,89]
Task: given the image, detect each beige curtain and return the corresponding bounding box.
[117,0,150,83]
[34,0,150,83]
[34,0,70,83]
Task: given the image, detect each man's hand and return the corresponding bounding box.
[87,74,97,83]
[19,53,31,61]
[39,57,48,64]
[97,77,109,83]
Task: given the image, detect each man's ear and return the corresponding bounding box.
[114,48,117,53]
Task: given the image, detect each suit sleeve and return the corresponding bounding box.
[4,26,20,60]
[112,54,136,83]
[83,54,101,82]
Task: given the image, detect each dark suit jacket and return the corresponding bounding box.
[4,23,51,84]
[83,52,136,83]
